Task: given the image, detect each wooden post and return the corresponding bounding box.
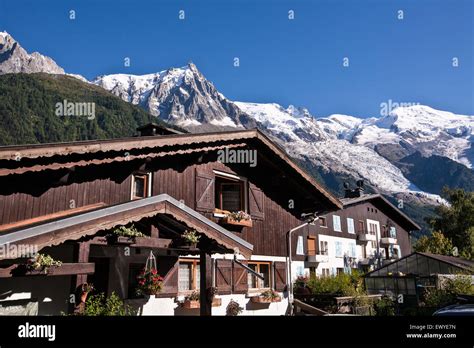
[69,241,90,313]
[199,251,212,316]
[150,224,159,238]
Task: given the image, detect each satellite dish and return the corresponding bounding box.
[356,180,364,188]
[343,182,350,189]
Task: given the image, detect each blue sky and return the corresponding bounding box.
[1,0,473,117]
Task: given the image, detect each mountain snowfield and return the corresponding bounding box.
[92,64,473,204]
[1,31,472,206]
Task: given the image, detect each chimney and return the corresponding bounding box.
[136,123,183,137]
[343,180,364,198]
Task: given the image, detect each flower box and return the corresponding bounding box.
[182,298,222,308]
[221,216,253,228]
[250,295,281,303]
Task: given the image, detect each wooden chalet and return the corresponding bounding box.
[0,127,341,315]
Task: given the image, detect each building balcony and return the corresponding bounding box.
[305,253,329,263]
[357,232,377,242]
[380,237,397,246]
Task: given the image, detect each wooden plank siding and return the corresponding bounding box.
[0,151,308,258]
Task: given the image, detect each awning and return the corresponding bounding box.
[0,194,253,260]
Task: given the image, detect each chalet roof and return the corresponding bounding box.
[418,252,474,271]
[0,194,253,260]
[0,128,342,210]
[340,193,421,231]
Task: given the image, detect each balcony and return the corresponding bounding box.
[357,231,377,242]
[305,253,329,265]
[380,237,397,246]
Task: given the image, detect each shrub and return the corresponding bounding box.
[374,295,396,316]
[422,275,474,309]
[81,292,136,316]
[307,271,365,297]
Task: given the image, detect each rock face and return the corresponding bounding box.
[0,32,65,75]
[92,63,259,132]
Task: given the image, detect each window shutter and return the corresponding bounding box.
[232,260,248,294]
[159,258,179,296]
[249,183,264,219]
[215,259,232,294]
[274,262,287,292]
[195,169,215,212]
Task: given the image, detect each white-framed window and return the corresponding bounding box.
[333,215,342,232]
[389,226,397,238]
[296,236,304,255]
[321,268,330,277]
[335,241,343,257]
[347,218,355,234]
[131,172,152,200]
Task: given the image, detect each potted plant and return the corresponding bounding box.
[182,229,200,249]
[182,290,201,308]
[80,283,94,303]
[135,267,164,297]
[226,299,244,316]
[251,289,281,303]
[110,224,147,244]
[26,253,62,274]
[222,211,253,227]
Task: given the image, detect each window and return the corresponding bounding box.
[347,218,355,234]
[371,241,377,249]
[307,237,316,256]
[349,243,356,257]
[368,222,378,235]
[337,268,344,275]
[296,236,304,255]
[333,215,342,232]
[131,173,151,199]
[321,268,330,277]
[319,217,327,227]
[215,175,246,212]
[389,226,397,238]
[358,220,365,233]
[335,241,343,257]
[178,259,200,292]
[248,262,271,289]
[319,241,328,255]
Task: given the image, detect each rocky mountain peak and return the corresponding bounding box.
[0,31,64,75]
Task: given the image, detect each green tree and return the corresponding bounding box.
[428,188,474,260]
[413,231,455,255]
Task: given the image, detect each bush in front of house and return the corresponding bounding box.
[422,274,474,310]
[307,271,365,297]
[81,292,136,316]
[373,295,396,316]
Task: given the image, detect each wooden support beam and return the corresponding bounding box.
[150,225,159,238]
[75,241,91,288]
[0,263,95,278]
[199,251,212,316]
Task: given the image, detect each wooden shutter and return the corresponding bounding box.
[274,261,287,292]
[232,260,248,294]
[159,257,179,296]
[195,169,215,212]
[249,183,264,220]
[215,259,232,294]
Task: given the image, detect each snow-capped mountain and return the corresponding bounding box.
[92,63,258,132]
[1,30,470,208]
[93,64,473,204]
[0,31,65,75]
